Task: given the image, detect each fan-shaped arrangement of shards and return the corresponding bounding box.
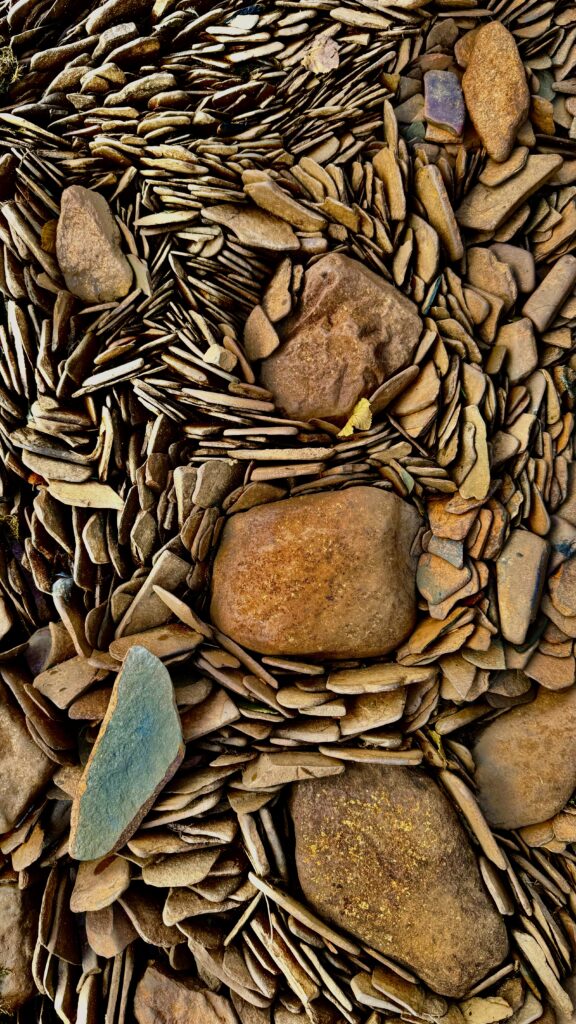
[0,0,576,1021]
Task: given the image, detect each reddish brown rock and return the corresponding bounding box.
[56,185,133,303]
[475,686,576,829]
[259,253,422,421]
[462,22,530,163]
[0,885,39,1014]
[290,764,508,997]
[134,962,237,1024]
[0,681,54,833]
[210,487,422,659]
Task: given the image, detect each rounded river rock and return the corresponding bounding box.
[290,763,509,997]
[210,486,422,659]
[462,22,529,163]
[260,253,422,421]
[474,684,576,829]
[56,185,134,303]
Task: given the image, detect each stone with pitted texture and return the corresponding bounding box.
[462,21,529,163]
[56,185,133,302]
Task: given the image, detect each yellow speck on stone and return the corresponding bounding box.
[337,398,372,437]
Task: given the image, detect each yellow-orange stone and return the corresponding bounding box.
[210,487,422,659]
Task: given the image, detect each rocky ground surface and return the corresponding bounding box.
[0,0,575,1022]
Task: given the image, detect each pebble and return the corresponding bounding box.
[479,147,529,188]
[210,487,422,659]
[496,318,538,383]
[134,962,238,1024]
[522,255,576,333]
[424,70,465,136]
[467,247,517,311]
[456,155,562,232]
[290,764,508,997]
[243,304,281,360]
[0,886,38,1013]
[549,554,576,617]
[474,686,576,828]
[69,646,184,860]
[56,186,133,303]
[496,530,549,645]
[0,679,54,832]
[245,179,327,232]
[260,253,422,421]
[462,21,530,162]
[192,459,241,508]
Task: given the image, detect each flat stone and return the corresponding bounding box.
[474,686,576,828]
[193,459,241,508]
[259,253,422,421]
[0,886,39,1013]
[210,487,422,659]
[69,646,184,860]
[462,22,530,162]
[522,254,576,333]
[34,655,108,710]
[243,305,280,361]
[496,530,549,645]
[496,318,538,383]
[456,155,562,232]
[245,179,327,232]
[290,764,508,997]
[467,247,517,311]
[549,555,576,618]
[417,553,472,605]
[135,962,237,1024]
[424,70,465,135]
[56,186,133,303]
[479,147,529,187]
[203,204,300,252]
[115,550,190,638]
[0,681,54,833]
[415,164,464,262]
[490,244,536,293]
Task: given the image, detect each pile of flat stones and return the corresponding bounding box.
[0,0,575,1023]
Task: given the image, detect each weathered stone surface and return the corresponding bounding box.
[462,22,529,162]
[260,254,422,421]
[290,764,508,997]
[424,70,465,135]
[496,530,549,645]
[69,646,184,860]
[210,487,422,659]
[0,681,54,833]
[56,185,133,302]
[134,962,237,1024]
[456,155,562,232]
[474,686,576,828]
[496,318,538,383]
[0,886,39,1014]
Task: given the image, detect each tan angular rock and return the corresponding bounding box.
[462,22,530,163]
[496,530,549,645]
[210,487,422,659]
[456,155,562,232]
[134,962,237,1024]
[290,764,508,997]
[474,686,576,828]
[0,681,54,833]
[0,885,39,1013]
[56,186,133,302]
[259,253,422,421]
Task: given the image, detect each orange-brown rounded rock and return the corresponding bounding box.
[290,764,509,997]
[210,487,422,659]
[260,253,422,422]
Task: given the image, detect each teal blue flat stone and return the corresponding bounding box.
[70,646,184,861]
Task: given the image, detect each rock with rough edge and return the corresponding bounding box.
[496,529,549,645]
[134,962,237,1024]
[210,487,422,659]
[474,686,576,828]
[462,22,530,162]
[56,186,133,302]
[69,646,184,860]
[0,680,54,833]
[260,253,422,421]
[290,764,509,997]
[0,886,39,1014]
[424,70,465,136]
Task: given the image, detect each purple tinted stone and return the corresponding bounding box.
[424,69,465,136]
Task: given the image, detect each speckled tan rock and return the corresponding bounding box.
[56,185,133,302]
[474,685,576,829]
[134,962,237,1024]
[290,764,508,997]
[462,22,530,163]
[0,885,39,1014]
[210,487,422,659]
[260,253,422,421]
